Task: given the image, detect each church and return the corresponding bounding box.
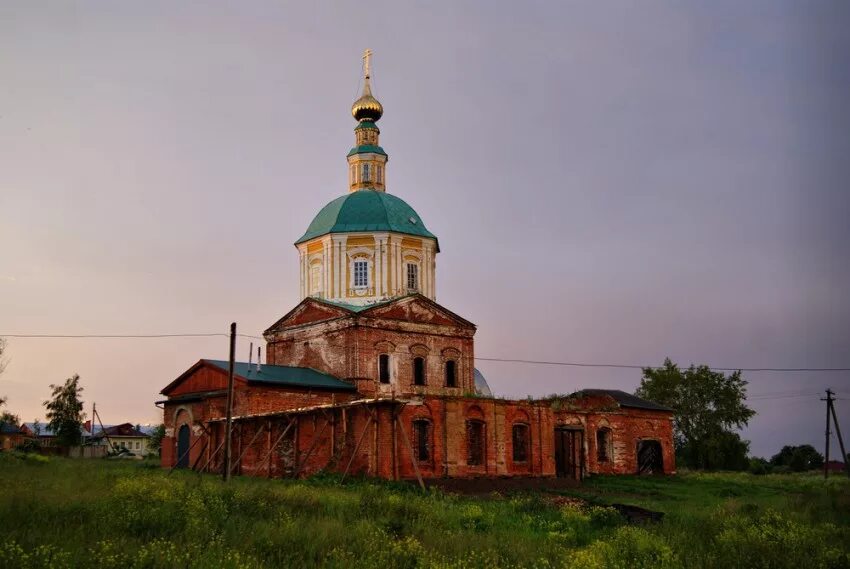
[159,51,674,482]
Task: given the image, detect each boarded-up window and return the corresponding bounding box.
[413,357,425,385]
[445,360,457,387]
[466,420,485,466]
[413,419,430,462]
[597,428,611,462]
[512,423,529,462]
[379,354,390,384]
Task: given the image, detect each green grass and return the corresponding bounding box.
[0,454,848,568]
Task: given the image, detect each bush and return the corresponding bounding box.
[713,508,848,568]
[14,439,42,454]
[748,457,772,475]
[567,526,679,569]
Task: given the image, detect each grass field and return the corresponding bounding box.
[1,454,848,568]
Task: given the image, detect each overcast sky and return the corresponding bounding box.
[1,1,848,458]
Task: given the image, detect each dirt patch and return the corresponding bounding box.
[610,503,665,524]
[413,478,664,524]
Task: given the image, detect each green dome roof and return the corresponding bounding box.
[295,190,438,250]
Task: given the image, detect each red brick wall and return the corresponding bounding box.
[267,319,475,397]
[160,369,353,470]
[166,366,228,397]
[162,390,675,478]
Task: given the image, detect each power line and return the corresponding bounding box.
[1,333,228,339]
[3,332,850,373]
[748,393,823,401]
[469,357,850,373]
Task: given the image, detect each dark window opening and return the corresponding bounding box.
[413,357,425,385]
[413,419,431,462]
[445,360,457,387]
[466,420,485,466]
[597,428,611,462]
[512,424,529,463]
[379,354,390,384]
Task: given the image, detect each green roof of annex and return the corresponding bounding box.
[295,190,439,250]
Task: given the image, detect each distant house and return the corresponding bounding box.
[21,423,93,447]
[826,460,847,473]
[0,422,27,450]
[90,423,150,455]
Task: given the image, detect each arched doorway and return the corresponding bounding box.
[176,424,190,468]
[636,440,663,474]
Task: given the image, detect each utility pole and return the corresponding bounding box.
[93,403,114,451]
[223,322,236,482]
[824,389,833,479]
[827,389,850,478]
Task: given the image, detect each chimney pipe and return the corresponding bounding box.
[257,346,262,373]
[248,342,253,373]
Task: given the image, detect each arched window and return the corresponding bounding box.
[406,263,419,291]
[377,164,383,184]
[413,357,425,386]
[412,419,431,461]
[596,428,612,463]
[310,265,322,295]
[350,165,356,184]
[512,423,529,463]
[445,360,457,388]
[379,354,390,384]
[353,260,368,288]
[466,420,485,466]
[362,163,370,182]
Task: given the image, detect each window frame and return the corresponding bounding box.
[362,163,370,182]
[412,419,431,462]
[445,359,457,388]
[310,264,322,295]
[596,428,612,463]
[353,259,369,289]
[466,419,486,466]
[378,354,391,384]
[406,262,419,291]
[511,423,530,463]
[413,356,426,386]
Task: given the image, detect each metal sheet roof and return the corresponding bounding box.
[294,190,438,249]
[576,389,673,412]
[205,360,357,392]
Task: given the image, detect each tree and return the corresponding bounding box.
[0,339,15,428]
[770,445,824,472]
[635,358,756,470]
[31,419,42,436]
[148,423,166,455]
[0,396,20,430]
[43,374,85,447]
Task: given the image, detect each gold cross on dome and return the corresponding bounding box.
[362,49,372,79]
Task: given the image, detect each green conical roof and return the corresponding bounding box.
[295,190,438,250]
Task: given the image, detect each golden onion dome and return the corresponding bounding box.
[351,78,383,122]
